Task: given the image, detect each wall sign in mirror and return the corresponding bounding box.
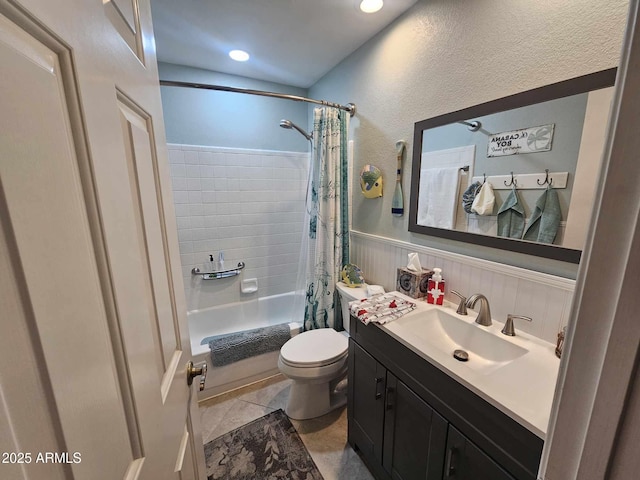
[408,69,617,264]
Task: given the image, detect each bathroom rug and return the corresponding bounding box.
[205,409,323,480]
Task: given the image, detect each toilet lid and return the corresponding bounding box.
[280,329,348,368]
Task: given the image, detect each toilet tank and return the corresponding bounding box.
[336,282,369,333]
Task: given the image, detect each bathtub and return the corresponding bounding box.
[188,292,302,401]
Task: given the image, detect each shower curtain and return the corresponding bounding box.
[294,107,349,331]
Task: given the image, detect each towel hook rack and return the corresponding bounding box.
[482,173,487,185]
[537,169,553,186]
[504,171,517,187]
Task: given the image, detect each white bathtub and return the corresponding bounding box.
[188,292,302,400]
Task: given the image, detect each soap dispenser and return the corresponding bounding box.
[427,267,445,305]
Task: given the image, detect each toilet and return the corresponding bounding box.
[278,281,369,420]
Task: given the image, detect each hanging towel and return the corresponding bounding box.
[471,182,496,215]
[349,293,416,325]
[497,187,526,239]
[523,186,562,244]
[417,167,460,229]
[462,181,482,213]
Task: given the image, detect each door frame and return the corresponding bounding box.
[541,0,640,478]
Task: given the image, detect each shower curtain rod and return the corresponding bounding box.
[159,80,357,117]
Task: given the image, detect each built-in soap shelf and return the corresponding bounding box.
[192,261,245,280]
[241,278,258,294]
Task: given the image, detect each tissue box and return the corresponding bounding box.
[396,267,434,299]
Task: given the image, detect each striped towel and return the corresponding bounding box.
[349,293,416,325]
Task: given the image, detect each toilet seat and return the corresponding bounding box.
[280,329,348,368]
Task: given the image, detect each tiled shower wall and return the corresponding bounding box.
[350,231,575,344]
[168,144,308,311]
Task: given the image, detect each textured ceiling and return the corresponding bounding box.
[150,0,418,88]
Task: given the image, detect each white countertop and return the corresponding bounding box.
[378,292,561,439]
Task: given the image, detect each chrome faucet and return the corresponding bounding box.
[466,294,492,326]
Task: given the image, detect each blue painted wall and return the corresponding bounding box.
[158,62,310,152]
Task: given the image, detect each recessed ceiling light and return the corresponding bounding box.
[229,49,250,62]
[360,0,383,13]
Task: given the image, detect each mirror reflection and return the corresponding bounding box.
[409,69,616,263]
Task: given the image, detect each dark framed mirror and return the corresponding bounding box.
[408,68,617,264]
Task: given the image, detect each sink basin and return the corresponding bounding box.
[386,308,529,374]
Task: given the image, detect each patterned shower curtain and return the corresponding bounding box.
[295,107,349,331]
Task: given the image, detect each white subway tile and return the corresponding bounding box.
[190,216,205,228]
[186,165,200,177]
[188,204,204,216]
[203,203,217,215]
[200,166,214,178]
[168,149,185,165]
[172,177,187,191]
[170,164,186,178]
[200,178,216,191]
[177,229,193,242]
[173,204,189,217]
[202,191,217,204]
[173,191,189,204]
[215,178,228,190]
[188,191,202,204]
[199,151,213,165]
[184,150,199,165]
[187,178,201,196]
[176,217,191,229]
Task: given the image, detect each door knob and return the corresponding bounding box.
[187,361,207,391]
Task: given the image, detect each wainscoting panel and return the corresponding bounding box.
[350,231,575,344]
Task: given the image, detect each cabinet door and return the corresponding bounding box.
[349,340,387,466]
[444,425,516,480]
[383,373,448,480]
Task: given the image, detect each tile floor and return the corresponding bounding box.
[199,374,375,480]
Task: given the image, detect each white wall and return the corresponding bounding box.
[310,0,629,278]
[168,144,308,311]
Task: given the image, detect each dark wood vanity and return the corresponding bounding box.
[347,315,543,480]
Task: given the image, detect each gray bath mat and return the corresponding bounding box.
[204,323,291,367]
[205,409,323,480]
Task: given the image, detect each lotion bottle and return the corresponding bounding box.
[427,268,445,305]
[217,251,225,271]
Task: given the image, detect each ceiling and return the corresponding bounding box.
[150,0,418,88]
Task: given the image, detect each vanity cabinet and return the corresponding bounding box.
[444,425,515,480]
[349,341,448,479]
[348,316,542,480]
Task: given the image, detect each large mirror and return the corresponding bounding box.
[408,69,617,263]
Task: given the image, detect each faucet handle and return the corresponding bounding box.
[501,314,532,336]
[451,290,467,315]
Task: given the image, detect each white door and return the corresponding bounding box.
[0,1,205,479]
